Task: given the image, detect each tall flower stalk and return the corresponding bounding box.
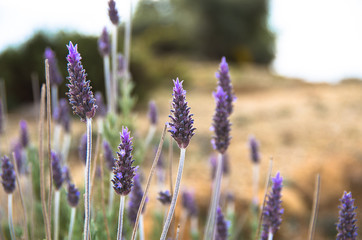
[336,191,358,240]
[160,78,195,240]
[1,156,16,240]
[112,127,137,240]
[261,172,284,240]
[66,41,97,240]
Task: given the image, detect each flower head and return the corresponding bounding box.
[261,172,284,239]
[103,140,115,171]
[336,191,358,240]
[112,127,137,196]
[158,190,172,205]
[95,92,107,118]
[128,173,147,225]
[51,151,64,190]
[249,135,260,164]
[53,98,71,133]
[182,190,198,217]
[79,133,87,165]
[98,27,110,57]
[19,120,29,148]
[108,0,120,25]
[44,47,63,86]
[216,57,235,114]
[148,101,158,125]
[67,183,80,207]
[211,86,231,153]
[63,166,71,184]
[168,78,195,149]
[215,206,229,240]
[1,155,16,194]
[66,41,97,122]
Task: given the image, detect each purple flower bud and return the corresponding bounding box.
[103,140,115,171]
[211,87,231,154]
[79,133,87,165]
[215,57,235,115]
[108,0,120,25]
[53,98,71,133]
[44,47,63,86]
[95,92,107,118]
[210,153,230,180]
[66,41,97,122]
[128,173,147,225]
[63,166,71,184]
[98,27,110,57]
[215,207,229,240]
[1,155,16,194]
[168,78,195,149]
[148,101,158,125]
[67,183,80,207]
[261,172,284,239]
[51,151,64,190]
[336,191,358,240]
[112,127,137,196]
[158,190,172,205]
[182,190,198,217]
[19,120,30,148]
[11,141,26,175]
[249,135,260,164]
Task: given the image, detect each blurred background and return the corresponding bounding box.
[1,0,362,239]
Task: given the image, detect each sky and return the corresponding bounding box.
[1,0,362,83]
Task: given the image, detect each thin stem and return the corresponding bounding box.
[11,152,29,240]
[252,163,260,206]
[99,153,111,240]
[131,124,167,240]
[204,153,223,240]
[268,231,273,240]
[84,118,93,240]
[308,174,321,240]
[54,190,60,240]
[160,148,186,240]
[90,130,101,200]
[117,196,126,240]
[51,85,58,114]
[8,194,15,240]
[108,174,115,214]
[139,214,145,240]
[53,124,62,152]
[45,60,53,225]
[39,84,51,240]
[103,55,112,112]
[111,25,118,113]
[68,208,76,240]
[61,133,71,164]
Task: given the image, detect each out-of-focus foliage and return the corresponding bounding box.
[133,0,275,63]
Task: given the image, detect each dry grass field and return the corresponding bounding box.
[1,62,362,239]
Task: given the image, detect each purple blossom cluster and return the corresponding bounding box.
[1,155,16,194]
[51,151,64,190]
[216,57,235,115]
[108,0,120,25]
[158,190,172,205]
[182,190,198,217]
[19,120,29,148]
[336,191,358,240]
[215,207,228,240]
[168,78,195,149]
[67,183,80,207]
[249,135,260,164]
[98,27,110,57]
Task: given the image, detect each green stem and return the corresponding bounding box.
[117,196,126,240]
[8,194,15,240]
[84,118,93,240]
[68,208,76,240]
[54,190,60,240]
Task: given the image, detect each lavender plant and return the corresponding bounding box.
[261,172,284,240]
[51,151,64,240]
[161,78,195,240]
[66,41,97,240]
[336,191,358,240]
[112,126,137,240]
[1,155,16,240]
[216,57,235,115]
[19,120,30,148]
[215,207,228,240]
[67,183,80,240]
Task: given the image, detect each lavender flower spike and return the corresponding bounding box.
[249,135,260,164]
[182,190,198,217]
[216,57,235,114]
[158,190,172,205]
[108,0,120,25]
[67,183,80,207]
[216,207,228,240]
[336,191,358,240]
[19,120,30,148]
[1,155,16,194]
[103,140,115,171]
[128,173,147,225]
[112,127,137,196]
[211,86,231,154]
[148,100,158,125]
[98,27,110,57]
[66,41,97,122]
[261,172,284,240]
[44,47,63,86]
[51,151,64,190]
[168,78,196,149]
